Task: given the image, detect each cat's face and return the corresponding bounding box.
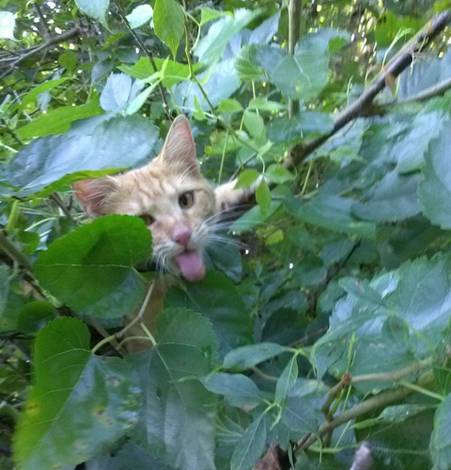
[74,116,216,282]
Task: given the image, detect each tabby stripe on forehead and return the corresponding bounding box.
[135,180,154,201]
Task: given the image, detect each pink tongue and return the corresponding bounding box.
[175,251,206,282]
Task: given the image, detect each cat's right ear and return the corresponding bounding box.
[161,115,198,173]
[73,177,118,217]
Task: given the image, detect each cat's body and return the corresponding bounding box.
[75,116,251,346]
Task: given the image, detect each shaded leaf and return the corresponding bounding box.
[2,114,160,196]
[230,413,267,470]
[131,309,218,470]
[16,99,102,140]
[34,215,151,319]
[224,342,287,369]
[201,372,261,408]
[195,9,260,64]
[419,119,451,229]
[430,394,451,470]
[13,318,141,470]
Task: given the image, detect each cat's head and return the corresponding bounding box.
[74,116,216,282]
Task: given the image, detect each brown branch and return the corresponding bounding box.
[294,370,434,453]
[287,10,451,168]
[0,27,80,79]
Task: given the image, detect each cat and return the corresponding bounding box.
[74,115,252,347]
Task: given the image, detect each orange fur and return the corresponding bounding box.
[74,115,252,350]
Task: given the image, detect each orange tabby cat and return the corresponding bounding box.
[74,115,251,345]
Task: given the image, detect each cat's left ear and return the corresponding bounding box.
[161,115,198,172]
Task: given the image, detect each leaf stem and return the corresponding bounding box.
[113,1,172,120]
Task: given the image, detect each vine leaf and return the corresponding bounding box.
[13,317,141,470]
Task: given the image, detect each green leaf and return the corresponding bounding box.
[75,0,109,26]
[430,394,451,470]
[17,301,57,333]
[285,193,376,239]
[21,78,72,109]
[201,373,261,408]
[0,11,15,39]
[126,4,153,29]
[200,7,226,26]
[194,9,260,64]
[419,119,451,229]
[13,318,141,469]
[166,271,252,356]
[256,180,271,216]
[34,215,151,319]
[217,98,243,114]
[237,169,259,188]
[265,164,295,184]
[153,0,185,58]
[173,59,240,111]
[230,413,267,470]
[281,379,327,435]
[243,110,266,143]
[131,309,218,470]
[253,29,349,101]
[230,201,282,234]
[395,111,444,173]
[224,342,287,369]
[275,355,298,403]
[374,11,423,47]
[352,171,422,223]
[248,98,285,113]
[100,73,134,113]
[3,114,160,196]
[268,112,334,144]
[16,99,102,140]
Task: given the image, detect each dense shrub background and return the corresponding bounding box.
[0,1,450,469]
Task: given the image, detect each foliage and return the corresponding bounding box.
[0,0,450,469]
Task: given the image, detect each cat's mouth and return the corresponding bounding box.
[174,250,206,282]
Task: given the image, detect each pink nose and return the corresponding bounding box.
[173,225,192,247]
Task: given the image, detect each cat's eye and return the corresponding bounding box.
[140,214,155,225]
[179,191,194,209]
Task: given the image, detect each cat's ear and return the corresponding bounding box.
[73,177,118,217]
[161,115,198,172]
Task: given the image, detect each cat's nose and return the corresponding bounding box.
[173,225,192,247]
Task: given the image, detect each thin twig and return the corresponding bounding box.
[288,0,302,118]
[287,10,451,168]
[50,194,74,220]
[295,370,435,453]
[0,28,80,79]
[113,1,172,120]
[396,75,451,104]
[352,357,433,384]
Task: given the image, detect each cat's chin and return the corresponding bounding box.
[174,250,206,282]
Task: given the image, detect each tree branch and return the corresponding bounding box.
[0,27,80,79]
[295,370,435,453]
[287,10,451,168]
